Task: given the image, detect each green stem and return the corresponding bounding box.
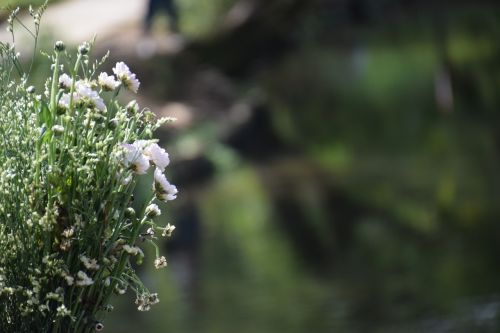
[50,52,60,120]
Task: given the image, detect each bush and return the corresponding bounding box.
[0,3,178,332]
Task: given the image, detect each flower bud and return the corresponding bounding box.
[52,125,65,136]
[78,42,89,55]
[125,207,136,218]
[107,118,118,130]
[145,204,161,218]
[126,100,139,115]
[57,106,67,116]
[136,250,144,265]
[54,41,65,52]
[144,128,153,138]
[26,86,35,94]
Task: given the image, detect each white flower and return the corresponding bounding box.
[115,284,127,295]
[135,295,151,311]
[153,168,178,202]
[80,255,100,271]
[145,203,161,218]
[121,143,150,175]
[58,93,72,109]
[162,223,176,237]
[75,80,106,111]
[76,271,94,287]
[122,244,137,255]
[137,304,150,312]
[56,304,71,317]
[52,125,64,135]
[64,275,74,286]
[61,227,74,238]
[144,143,170,171]
[145,227,155,238]
[132,139,150,151]
[113,61,140,93]
[148,293,160,305]
[154,256,167,269]
[59,73,73,89]
[98,72,120,91]
[122,244,143,256]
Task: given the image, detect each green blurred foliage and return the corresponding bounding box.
[177,0,234,38]
[107,2,500,332]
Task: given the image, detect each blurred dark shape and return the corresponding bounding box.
[144,0,180,33]
[187,0,312,77]
[170,156,216,187]
[435,67,454,113]
[224,104,294,161]
[165,201,202,308]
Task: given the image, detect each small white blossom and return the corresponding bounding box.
[39,304,49,313]
[58,93,72,109]
[144,143,170,171]
[145,227,155,238]
[113,62,140,93]
[115,284,127,295]
[64,275,74,286]
[46,291,63,301]
[76,271,94,287]
[138,304,150,312]
[121,143,150,175]
[52,125,64,135]
[122,244,143,256]
[153,168,178,202]
[62,227,74,238]
[154,256,167,269]
[80,255,100,271]
[59,73,73,89]
[75,80,105,111]
[98,72,119,91]
[56,304,71,317]
[162,223,176,237]
[135,295,151,311]
[148,293,159,305]
[145,203,161,218]
[126,100,139,114]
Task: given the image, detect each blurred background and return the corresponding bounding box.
[2,0,500,332]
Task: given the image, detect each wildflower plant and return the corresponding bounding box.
[0,4,178,332]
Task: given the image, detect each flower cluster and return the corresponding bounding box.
[117,140,177,202]
[0,12,178,332]
[135,293,159,312]
[58,60,136,113]
[113,61,140,93]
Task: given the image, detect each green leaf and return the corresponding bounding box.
[38,100,52,127]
